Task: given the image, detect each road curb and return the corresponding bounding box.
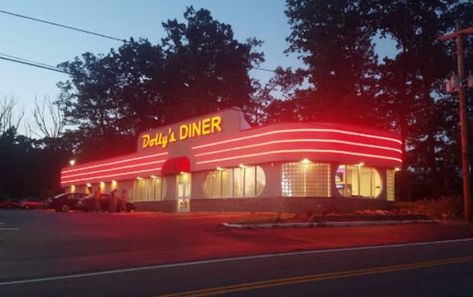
[222,219,437,229]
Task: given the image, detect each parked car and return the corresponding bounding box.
[46,193,87,212]
[19,198,45,209]
[0,198,22,209]
[76,194,136,212]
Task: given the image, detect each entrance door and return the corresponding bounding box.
[176,173,191,212]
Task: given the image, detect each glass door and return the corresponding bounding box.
[176,173,191,212]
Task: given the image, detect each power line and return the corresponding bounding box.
[0,9,124,42]
[253,67,278,73]
[0,52,63,70]
[0,54,69,74]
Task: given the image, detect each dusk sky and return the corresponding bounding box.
[0,0,396,131]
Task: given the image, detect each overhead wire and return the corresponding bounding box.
[0,53,69,74]
[0,9,278,75]
[0,8,124,42]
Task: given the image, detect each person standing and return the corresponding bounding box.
[120,190,128,212]
[94,187,102,212]
[109,189,117,212]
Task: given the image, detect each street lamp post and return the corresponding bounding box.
[439,26,473,223]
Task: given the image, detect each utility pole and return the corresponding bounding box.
[440,26,473,223]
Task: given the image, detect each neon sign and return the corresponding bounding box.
[142,116,222,149]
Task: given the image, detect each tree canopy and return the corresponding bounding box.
[58,6,264,162]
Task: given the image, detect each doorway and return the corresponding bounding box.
[176,172,191,212]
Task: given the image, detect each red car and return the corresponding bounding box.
[18,198,45,209]
[0,199,21,209]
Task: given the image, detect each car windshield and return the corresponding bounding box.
[81,194,94,200]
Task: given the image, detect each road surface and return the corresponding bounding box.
[1,209,472,296]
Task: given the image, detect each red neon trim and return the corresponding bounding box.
[194,139,402,157]
[61,159,166,179]
[192,129,402,150]
[62,152,168,174]
[195,149,402,165]
[61,167,162,184]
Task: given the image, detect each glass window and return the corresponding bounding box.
[281,162,330,197]
[244,166,256,197]
[233,167,244,198]
[386,169,395,201]
[131,177,166,202]
[336,165,382,198]
[203,166,266,198]
[221,169,233,198]
[256,166,266,196]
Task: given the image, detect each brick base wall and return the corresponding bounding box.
[134,197,393,213]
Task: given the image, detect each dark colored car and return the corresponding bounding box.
[76,194,135,212]
[0,199,22,209]
[46,193,87,212]
[19,198,45,209]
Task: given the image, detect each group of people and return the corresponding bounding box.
[93,188,129,212]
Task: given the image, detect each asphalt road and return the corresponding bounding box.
[1,209,473,297]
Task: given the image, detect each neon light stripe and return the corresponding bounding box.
[192,129,402,150]
[194,139,401,157]
[61,159,166,179]
[61,167,162,184]
[195,149,402,165]
[62,152,168,174]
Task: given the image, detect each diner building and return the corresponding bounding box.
[60,108,402,212]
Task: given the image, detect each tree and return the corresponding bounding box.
[372,0,473,198]
[0,96,23,134]
[57,7,264,162]
[158,7,264,122]
[281,0,378,124]
[31,96,65,139]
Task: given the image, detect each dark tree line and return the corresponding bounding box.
[0,3,472,200]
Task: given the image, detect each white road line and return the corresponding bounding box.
[0,228,19,231]
[1,237,473,286]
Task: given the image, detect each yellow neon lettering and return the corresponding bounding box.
[180,124,189,140]
[161,134,168,148]
[202,118,211,135]
[142,134,150,148]
[211,116,222,133]
[192,122,201,137]
[169,130,176,142]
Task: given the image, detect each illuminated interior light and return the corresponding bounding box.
[61,152,168,174]
[194,138,402,157]
[69,159,76,166]
[61,167,162,184]
[192,128,402,150]
[357,162,365,167]
[100,181,105,185]
[239,164,246,168]
[301,158,311,164]
[216,167,224,171]
[137,177,143,180]
[394,167,401,172]
[150,175,157,179]
[195,149,402,165]
[61,159,166,179]
[86,183,92,187]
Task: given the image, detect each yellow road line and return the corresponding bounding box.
[159,255,473,297]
